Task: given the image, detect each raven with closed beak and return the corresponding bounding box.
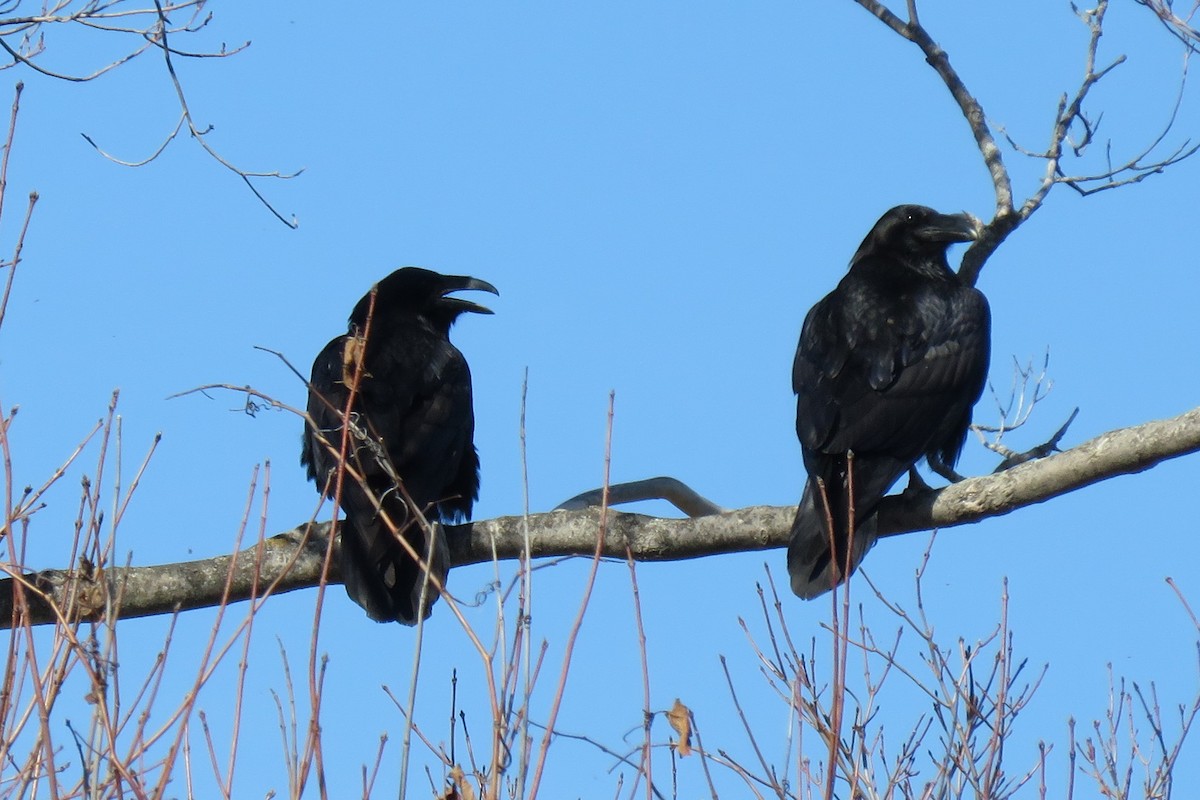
[301,267,498,623]
[788,205,990,599]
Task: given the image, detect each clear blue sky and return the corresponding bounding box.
[2,1,1197,796]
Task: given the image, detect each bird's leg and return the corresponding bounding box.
[927,454,966,484]
[902,466,933,499]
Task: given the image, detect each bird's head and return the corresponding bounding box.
[850,205,981,274]
[349,267,499,332]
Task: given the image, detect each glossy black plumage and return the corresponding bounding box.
[301,267,497,623]
[788,205,990,599]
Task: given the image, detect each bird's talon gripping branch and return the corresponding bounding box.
[927,455,967,483]
[902,467,932,497]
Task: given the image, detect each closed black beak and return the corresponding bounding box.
[917,212,980,244]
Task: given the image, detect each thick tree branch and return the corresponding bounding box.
[3,407,1198,627]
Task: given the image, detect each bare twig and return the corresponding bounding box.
[146,0,300,227]
[1135,0,1200,52]
[988,407,1079,472]
[0,2,299,225]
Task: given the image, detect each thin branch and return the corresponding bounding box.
[7,1,301,226]
[989,407,1079,472]
[80,112,185,167]
[0,30,150,82]
[147,0,301,228]
[1135,0,1200,53]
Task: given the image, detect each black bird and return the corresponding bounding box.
[301,267,498,623]
[788,205,990,599]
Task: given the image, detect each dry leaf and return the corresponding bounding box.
[667,697,693,757]
[440,765,476,800]
[341,335,370,385]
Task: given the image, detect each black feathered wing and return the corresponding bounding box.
[356,330,479,520]
[301,323,477,624]
[788,272,989,598]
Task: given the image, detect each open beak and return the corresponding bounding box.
[440,275,500,315]
[918,211,981,244]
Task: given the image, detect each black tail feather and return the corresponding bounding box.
[337,512,449,625]
[787,482,878,599]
